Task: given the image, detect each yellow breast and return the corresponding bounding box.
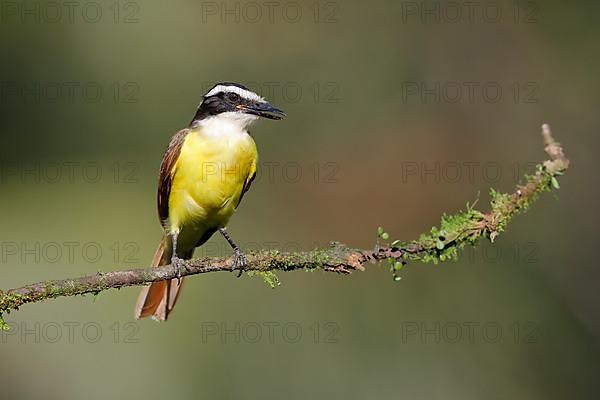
[168,126,257,238]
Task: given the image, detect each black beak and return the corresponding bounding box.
[240,102,286,120]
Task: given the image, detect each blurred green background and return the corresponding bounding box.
[1,0,599,398]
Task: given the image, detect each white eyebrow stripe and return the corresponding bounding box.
[205,85,266,103]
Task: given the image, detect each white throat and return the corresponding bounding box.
[196,112,258,137]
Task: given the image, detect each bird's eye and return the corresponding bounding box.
[227,92,240,102]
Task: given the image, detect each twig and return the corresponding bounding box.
[0,124,569,327]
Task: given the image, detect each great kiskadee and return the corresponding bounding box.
[134,82,286,321]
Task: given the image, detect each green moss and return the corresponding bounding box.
[0,314,8,330]
[384,158,563,271]
[43,282,65,299]
[0,291,27,311]
[248,270,281,289]
[0,291,30,330]
[406,205,485,264]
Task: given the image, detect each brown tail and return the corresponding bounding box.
[134,235,188,321]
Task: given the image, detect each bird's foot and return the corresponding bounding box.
[171,255,190,282]
[232,248,248,278]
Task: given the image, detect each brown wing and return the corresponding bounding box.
[157,128,189,224]
[236,163,257,208]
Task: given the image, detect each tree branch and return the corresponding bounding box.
[0,124,570,328]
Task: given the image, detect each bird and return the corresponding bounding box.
[134,82,286,321]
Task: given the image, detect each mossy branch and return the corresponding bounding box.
[0,124,569,328]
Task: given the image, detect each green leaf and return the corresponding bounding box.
[551,176,560,189]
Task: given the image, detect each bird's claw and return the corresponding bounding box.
[232,249,247,278]
[172,256,190,283]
